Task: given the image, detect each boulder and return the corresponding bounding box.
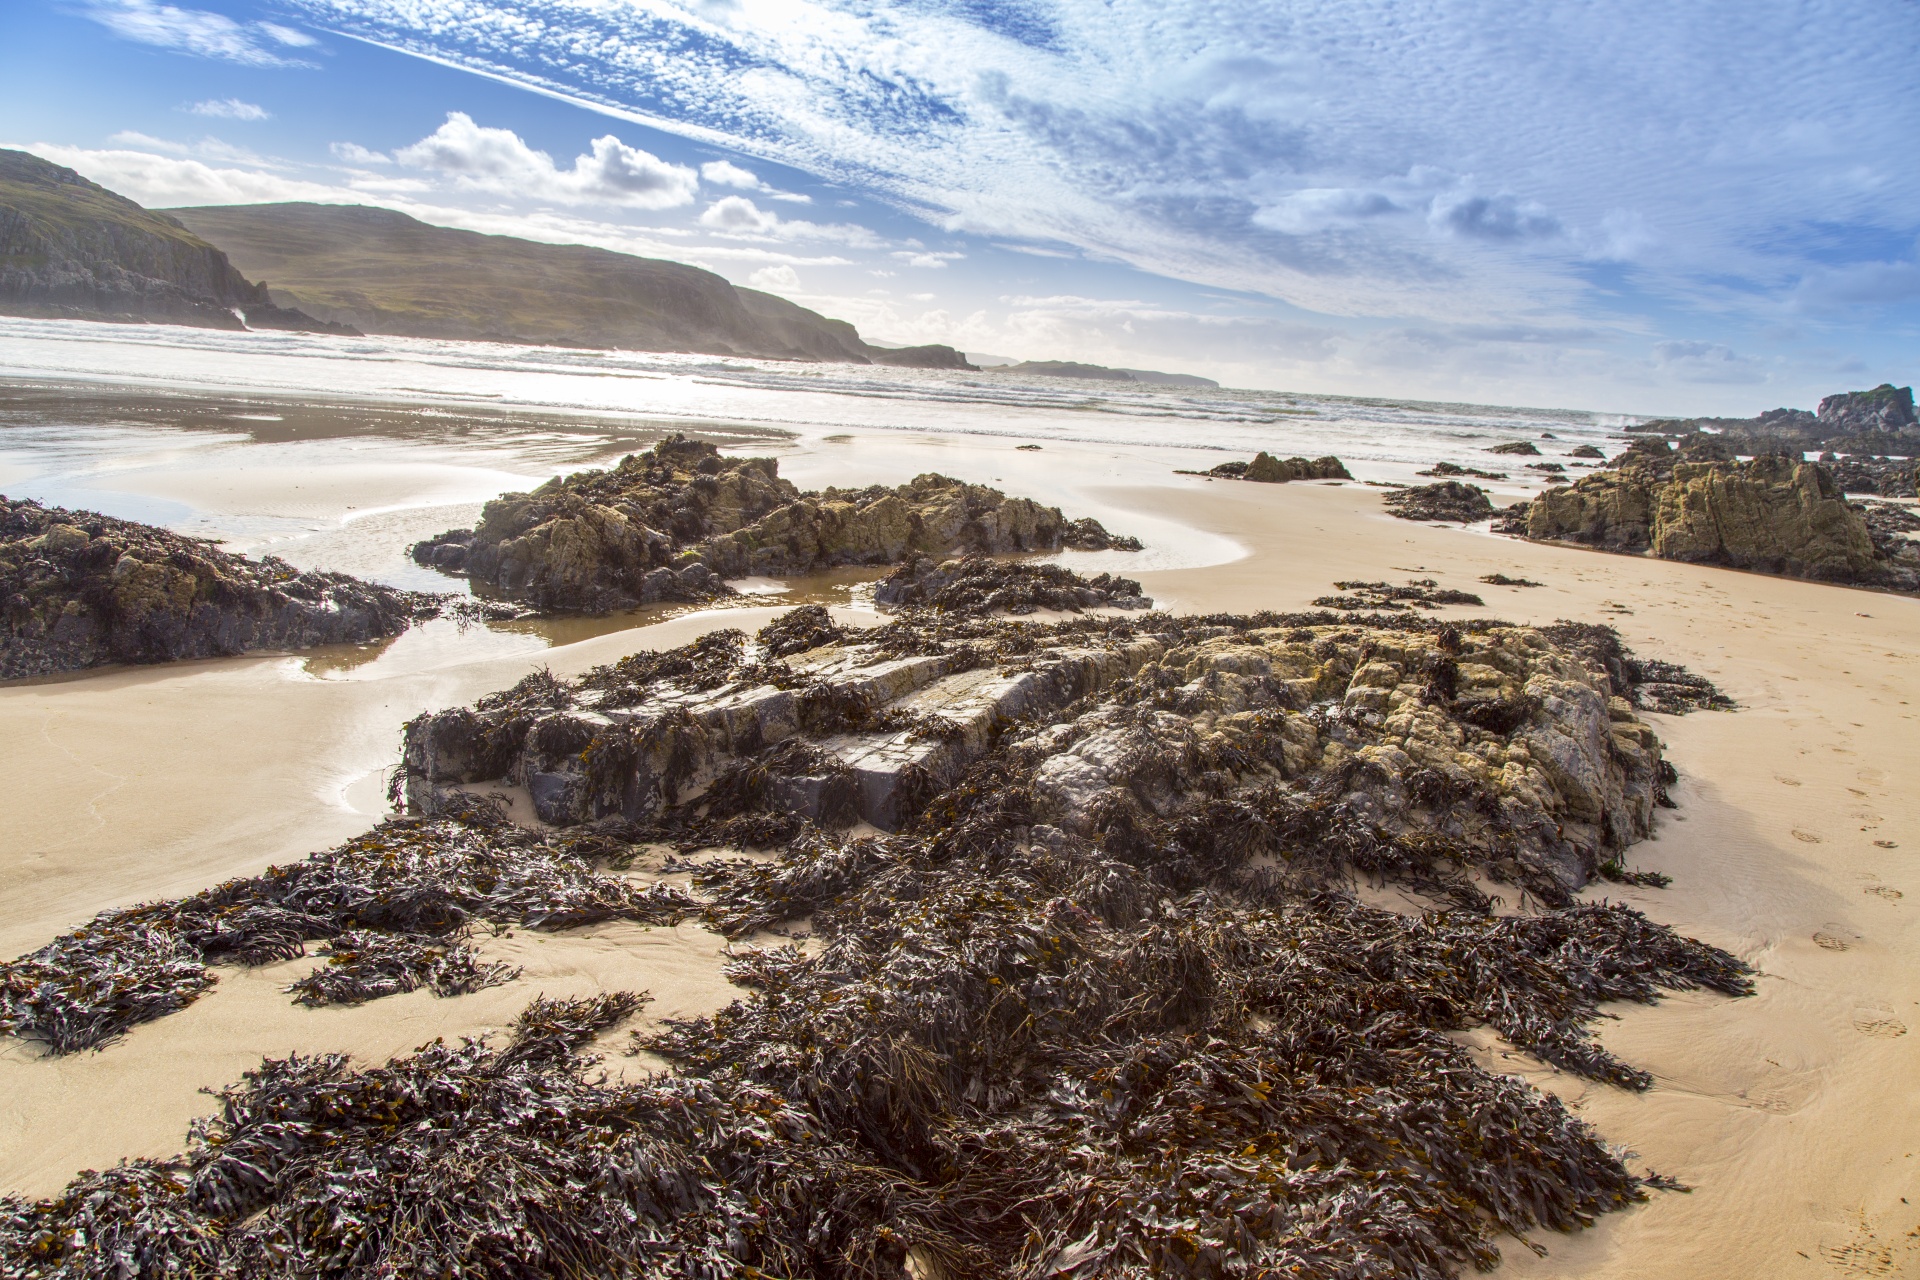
[1818,384,1916,434]
[1210,452,1352,482]
[1383,481,1496,523]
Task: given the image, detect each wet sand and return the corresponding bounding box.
[3,451,1919,1274]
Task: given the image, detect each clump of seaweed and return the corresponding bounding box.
[1312,578,1485,611]
[1540,621,1736,714]
[0,812,690,1053]
[874,554,1151,616]
[1481,572,1544,587]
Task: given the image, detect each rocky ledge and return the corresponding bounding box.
[1513,447,1918,588]
[873,554,1151,615]
[1,496,442,678]
[1384,480,1498,523]
[411,434,1141,613]
[3,605,1748,1277]
[405,607,1694,896]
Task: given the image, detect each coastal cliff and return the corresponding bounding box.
[166,202,972,367]
[410,434,1140,612]
[0,150,349,334]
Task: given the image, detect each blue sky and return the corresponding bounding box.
[4,0,1918,414]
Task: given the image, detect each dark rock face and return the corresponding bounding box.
[1823,455,1919,498]
[1418,461,1507,480]
[1568,445,1606,459]
[1487,441,1540,456]
[873,555,1150,615]
[1523,455,1901,584]
[1201,452,1351,482]
[1,496,438,678]
[410,434,1142,613]
[1818,384,1916,434]
[1384,481,1496,523]
[0,150,351,334]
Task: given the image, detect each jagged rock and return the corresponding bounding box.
[1525,455,1885,583]
[399,610,1686,897]
[1384,481,1495,523]
[1487,441,1540,456]
[1,496,440,677]
[1236,452,1352,483]
[1818,384,1917,434]
[410,434,1141,613]
[1569,445,1606,459]
[873,554,1151,615]
[1824,456,1919,498]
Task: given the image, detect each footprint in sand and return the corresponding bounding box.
[1853,1006,1908,1039]
[1793,829,1823,843]
[1864,885,1904,902]
[1814,932,1851,952]
[1874,839,1899,849]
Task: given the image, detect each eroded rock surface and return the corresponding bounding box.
[873,555,1150,615]
[411,434,1140,612]
[403,609,1681,899]
[1,496,439,678]
[1384,481,1495,523]
[1523,454,1895,584]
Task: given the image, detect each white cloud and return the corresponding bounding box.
[701,160,761,189]
[26,144,349,207]
[330,141,391,165]
[84,0,316,67]
[700,194,778,232]
[106,131,283,167]
[749,264,801,291]
[187,98,269,121]
[893,249,965,268]
[1652,339,1769,384]
[1426,190,1562,242]
[1253,188,1403,236]
[392,113,699,209]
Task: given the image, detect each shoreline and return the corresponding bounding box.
[1,436,1916,1274]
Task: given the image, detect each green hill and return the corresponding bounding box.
[0,149,343,333]
[167,202,970,366]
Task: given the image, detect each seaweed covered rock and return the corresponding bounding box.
[403,608,1691,895]
[1487,440,1540,456]
[1524,455,1887,582]
[1,496,439,678]
[1207,451,1352,483]
[1818,383,1917,435]
[1383,481,1496,522]
[411,434,1141,612]
[4,608,1753,1278]
[1824,455,1919,498]
[873,554,1151,615]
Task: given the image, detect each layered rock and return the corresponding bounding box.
[0,150,350,333]
[2,496,440,677]
[401,608,1679,896]
[1524,454,1887,583]
[411,434,1141,613]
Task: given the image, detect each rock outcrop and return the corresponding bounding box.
[1203,452,1352,482]
[410,434,1141,613]
[1524,454,1888,583]
[2,496,440,678]
[1384,481,1496,522]
[168,202,970,367]
[1818,384,1916,435]
[873,555,1151,615]
[0,150,350,334]
[400,609,1677,897]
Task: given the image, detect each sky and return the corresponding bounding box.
[3,0,1918,414]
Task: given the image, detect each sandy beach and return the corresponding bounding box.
[3,433,1917,1275]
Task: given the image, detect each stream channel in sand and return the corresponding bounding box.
[1,375,1917,1277]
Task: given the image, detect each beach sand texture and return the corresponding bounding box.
[2,452,1917,1275]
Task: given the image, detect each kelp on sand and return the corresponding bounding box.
[0,607,1750,1279]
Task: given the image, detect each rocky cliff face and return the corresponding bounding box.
[0,150,349,334]
[1818,384,1916,434]
[2,496,440,677]
[410,434,1141,613]
[167,202,970,367]
[1523,453,1896,584]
